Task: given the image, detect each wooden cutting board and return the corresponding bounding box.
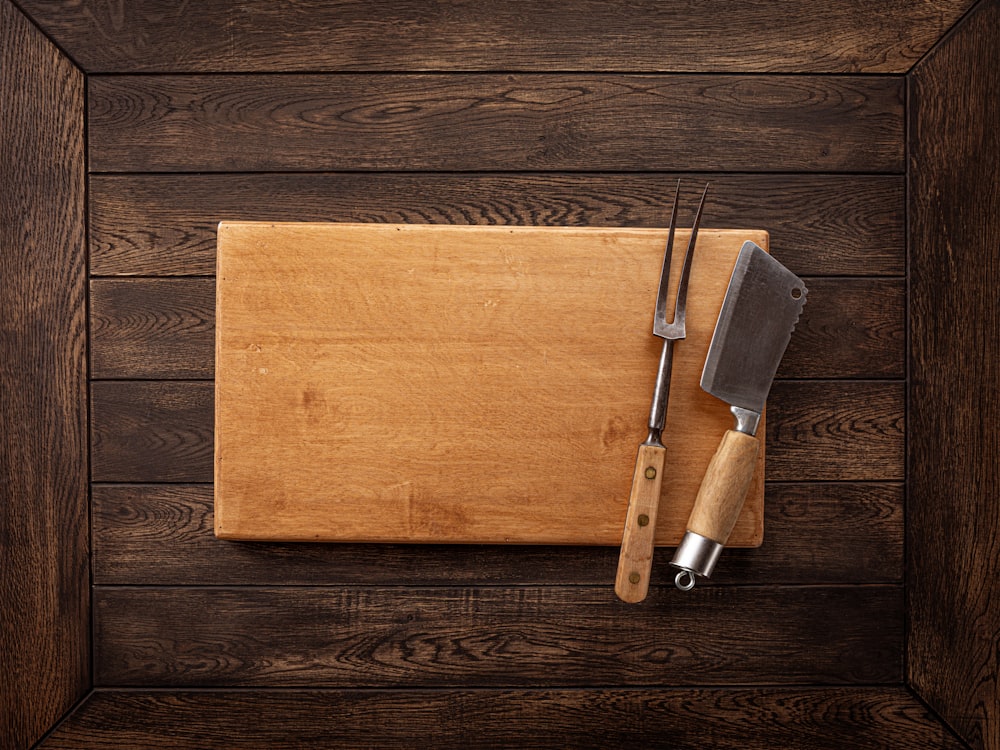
[215,223,766,546]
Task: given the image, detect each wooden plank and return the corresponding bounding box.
[214,223,767,545]
[93,585,902,687]
[92,482,903,586]
[780,278,904,379]
[89,380,903,484]
[41,687,963,749]
[766,381,904,481]
[90,276,904,381]
[908,1,1000,748]
[87,74,904,173]
[91,278,215,379]
[91,381,214,483]
[0,2,89,747]
[89,173,905,277]
[18,0,975,74]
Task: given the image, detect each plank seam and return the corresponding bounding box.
[907,0,988,74]
[84,70,96,699]
[906,685,975,750]
[82,683,912,694]
[91,682,907,692]
[8,0,85,72]
[87,69,910,79]
[87,480,904,492]
[86,377,907,385]
[86,274,908,282]
[903,55,914,707]
[28,688,95,750]
[87,273,909,281]
[91,582,904,591]
[87,168,908,177]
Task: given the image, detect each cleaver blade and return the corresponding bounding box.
[669,241,806,590]
[701,241,807,413]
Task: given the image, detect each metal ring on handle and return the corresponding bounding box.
[674,570,696,591]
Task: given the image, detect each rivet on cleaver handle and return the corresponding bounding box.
[669,241,807,590]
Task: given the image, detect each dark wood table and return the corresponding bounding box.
[2,1,996,747]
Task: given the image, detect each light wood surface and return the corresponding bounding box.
[688,430,761,545]
[614,443,667,601]
[215,222,766,544]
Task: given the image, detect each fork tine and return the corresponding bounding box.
[671,183,710,332]
[652,179,682,331]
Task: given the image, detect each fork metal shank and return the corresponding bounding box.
[645,337,676,447]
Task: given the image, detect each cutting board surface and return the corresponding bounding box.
[215,223,766,545]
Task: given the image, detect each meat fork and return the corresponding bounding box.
[615,182,709,603]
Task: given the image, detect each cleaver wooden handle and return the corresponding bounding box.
[615,443,667,603]
[687,429,759,546]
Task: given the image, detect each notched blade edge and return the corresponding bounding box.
[700,242,808,412]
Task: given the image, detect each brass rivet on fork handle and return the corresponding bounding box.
[614,181,709,604]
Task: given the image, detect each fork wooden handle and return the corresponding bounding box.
[614,443,667,603]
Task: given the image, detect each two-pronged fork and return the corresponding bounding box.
[614,181,709,603]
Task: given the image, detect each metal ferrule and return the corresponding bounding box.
[669,531,724,588]
[731,405,761,436]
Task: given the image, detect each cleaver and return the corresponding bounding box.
[669,241,807,590]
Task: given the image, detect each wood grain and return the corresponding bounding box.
[779,278,905,380]
[91,381,214,482]
[93,585,902,687]
[908,1,1000,748]
[91,278,215,379]
[686,430,760,545]
[766,381,904,481]
[89,380,902,485]
[87,74,904,173]
[6,0,988,742]
[41,687,963,749]
[89,173,905,277]
[615,442,668,602]
[88,277,903,381]
[214,223,766,545]
[18,0,975,74]
[0,3,89,747]
[91,482,903,587]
